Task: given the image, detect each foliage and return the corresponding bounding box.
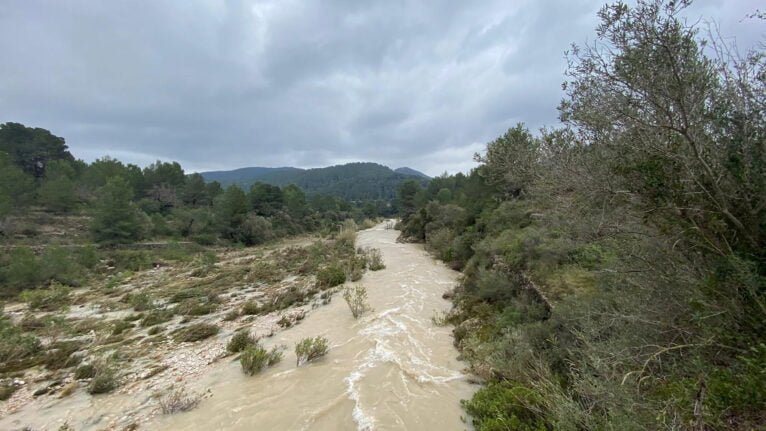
[158,385,204,414]
[366,248,385,271]
[87,361,118,394]
[19,283,72,311]
[173,323,219,342]
[90,177,148,244]
[342,285,373,319]
[295,336,329,366]
[0,312,42,363]
[316,265,346,289]
[239,343,283,375]
[227,330,258,353]
[396,2,766,428]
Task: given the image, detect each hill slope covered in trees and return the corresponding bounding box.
[201,162,429,201]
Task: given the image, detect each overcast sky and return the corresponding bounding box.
[0,0,762,176]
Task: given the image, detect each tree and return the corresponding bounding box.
[282,184,309,219]
[0,152,35,220]
[474,124,539,199]
[214,185,249,241]
[561,0,766,259]
[90,177,148,244]
[181,173,209,206]
[38,160,78,213]
[249,182,284,216]
[397,180,422,217]
[0,122,73,177]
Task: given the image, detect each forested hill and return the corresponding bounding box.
[201,162,429,201]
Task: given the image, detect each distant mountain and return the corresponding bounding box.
[394,167,430,179]
[201,162,429,201]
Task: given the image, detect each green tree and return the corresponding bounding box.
[249,182,284,216]
[397,180,422,217]
[0,152,35,220]
[214,185,249,241]
[90,177,148,244]
[38,160,78,213]
[181,173,209,206]
[283,184,308,219]
[0,122,73,177]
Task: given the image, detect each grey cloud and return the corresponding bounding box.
[1,0,762,176]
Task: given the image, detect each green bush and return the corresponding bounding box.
[19,283,72,311]
[111,320,134,335]
[87,362,118,394]
[0,315,42,364]
[239,343,283,375]
[40,246,85,286]
[127,292,154,311]
[0,247,43,294]
[74,363,96,379]
[241,301,261,315]
[140,309,174,327]
[367,248,385,271]
[227,330,257,353]
[173,323,219,342]
[295,336,329,366]
[316,265,346,289]
[342,285,372,319]
[175,298,217,316]
[462,382,548,431]
[43,341,83,370]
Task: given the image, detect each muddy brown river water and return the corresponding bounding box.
[3,223,476,430]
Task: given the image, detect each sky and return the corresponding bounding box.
[0,0,762,176]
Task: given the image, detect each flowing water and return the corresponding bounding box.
[1,223,475,430]
[154,223,475,430]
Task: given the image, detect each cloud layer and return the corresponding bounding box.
[1,0,761,175]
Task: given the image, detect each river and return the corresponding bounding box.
[154,222,475,430]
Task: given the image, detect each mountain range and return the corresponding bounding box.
[201,162,430,201]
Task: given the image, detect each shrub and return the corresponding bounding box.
[336,219,358,248]
[316,265,345,289]
[111,320,134,335]
[277,315,292,328]
[227,330,257,353]
[140,309,174,327]
[240,343,282,375]
[342,285,372,319]
[367,248,385,271]
[462,382,548,431]
[0,316,42,363]
[173,323,219,343]
[147,325,164,336]
[0,247,43,294]
[175,298,217,316]
[43,341,83,370]
[127,292,154,311]
[158,385,204,414]
[87,362,118,394]
[74,363,96,379]
[0,381,18,400]
[241,301,261,315]
[295,336,329,366]
[19,283,72,311]
[40,246,85,286]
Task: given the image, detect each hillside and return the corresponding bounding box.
[201,162,429,201]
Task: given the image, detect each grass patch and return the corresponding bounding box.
[173,323,219,343]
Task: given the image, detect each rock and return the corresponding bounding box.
[33,386,50,396]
